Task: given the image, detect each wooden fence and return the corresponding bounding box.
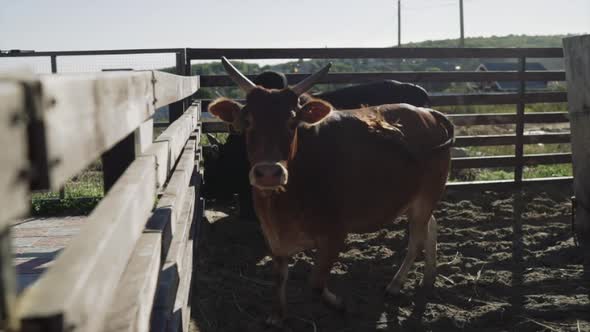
[0,46,575,331]
[0,62,201,332]
[188,47,572,190]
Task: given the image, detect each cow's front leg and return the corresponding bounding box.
[266,256,289,327]
[310,237,346,311]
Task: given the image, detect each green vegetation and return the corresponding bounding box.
[404,34,571,48]
[31,162,103,216]
[190,34,573,100]
[33,34,575,216]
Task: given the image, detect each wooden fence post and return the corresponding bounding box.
[50,56,66,200]
[0,228,17,331]
[1,70,35,332]
[169,51,188,123]
[514,56,526,184]
[563,35,590,247]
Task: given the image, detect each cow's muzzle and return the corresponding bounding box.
[249,162,288,190]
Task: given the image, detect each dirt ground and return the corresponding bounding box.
[190,188,590,332]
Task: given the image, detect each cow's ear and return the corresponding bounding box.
[299,100,332,124]
[208,98,242,123]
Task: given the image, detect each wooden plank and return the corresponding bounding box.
[447,176,573,192]
[200,71,566,87]
[102,232,161,332]
[202,112,571,134]
[454,133,570,147]
[200,94,567,113]
[563,34,590,246]
[0,70,32,331]
[150,138,195,238]
[155,105,199,171]
[38,71,198,190]
[17,156,157,332]
[143,141,169,191]
[151,184,196,331]
[165,186,195,279]
[0,48,184,57]
[448,112,569,126]
[167,239,194,332]
[430,91,566,106]
[515,57,527,183]
[173,199,201,332]
[152,71,199,110]
[145,136,197,269]
[135,118,154,155]
[187,47,564,60]
[452,152,572,169]
[0,229,18,331]
[0,80,29,226]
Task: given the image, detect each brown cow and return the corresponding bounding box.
[209,57,454,327]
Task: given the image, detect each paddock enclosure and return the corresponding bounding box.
[1,37,589,332]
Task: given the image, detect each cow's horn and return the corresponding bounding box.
[221,56,256,93]
[291,63,331,96]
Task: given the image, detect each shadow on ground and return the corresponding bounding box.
[191,189,590,331]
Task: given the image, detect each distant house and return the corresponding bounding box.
[473,62,548,91]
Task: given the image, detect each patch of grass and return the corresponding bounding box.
[473,169,514,181]
[31,197,102,216]
[451,164,572,183]
[524,164,572,179]
[31,170,103,216]
[201,132,229,145]
[464,143,571,157]
[65,171,103,197]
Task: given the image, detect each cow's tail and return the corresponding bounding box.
[430,109,455,151]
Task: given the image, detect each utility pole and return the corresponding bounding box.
[397,0,401,47]
[459,0,465,47]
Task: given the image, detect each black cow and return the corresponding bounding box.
[203,72,431,219]
[313,80,430,109]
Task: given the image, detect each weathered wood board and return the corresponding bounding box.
[0,75,31,226]
[135,118,154,156]
[17,156,157,332]
[155,105,200,171]
[563,34,590,244]
[146,105,200,191]
[154,138,196,237]
[0,68,34,330]
[103,233,162,332]
[151,181,197,331]
[37,71,198,190]
[152,72,199,109]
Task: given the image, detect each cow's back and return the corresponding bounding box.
[313,80,430,109]
[282,105,451,235]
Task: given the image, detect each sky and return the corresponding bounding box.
[1,0,589,51]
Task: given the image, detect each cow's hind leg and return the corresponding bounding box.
[266,256,289,327]
[310,237,346,311]
[386,206,436,295]
[422,215,437,292]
